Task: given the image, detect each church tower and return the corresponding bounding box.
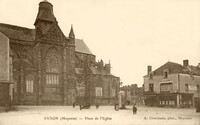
[34,0,57,36]
[33,0,77,105]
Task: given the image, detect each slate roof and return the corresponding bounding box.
[75,67,116,77]
[75,39,93,55]
[189,65,200,76]
[149,61,200,76]
[0,23,93,55]
[0,23,35,42]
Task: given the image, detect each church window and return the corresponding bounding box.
[110,81,116,97]
[96,87,102,97]
[46,48,60,85]
[26,74,34,93]
[111,89,116,97]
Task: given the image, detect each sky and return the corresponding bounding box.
[0,0,200,87]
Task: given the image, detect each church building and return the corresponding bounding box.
[0,0,120,106]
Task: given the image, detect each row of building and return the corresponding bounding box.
[121,60,200,108]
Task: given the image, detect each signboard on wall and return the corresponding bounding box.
[0,32,10,82]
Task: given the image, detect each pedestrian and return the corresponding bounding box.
[114,103,119,111]
[196,101,200,113]
[73,102,75,108]
[114,99,119,111]
[72,94,75,108]
[95,103,99,109]
[132,103,137,114]
[115,104,119,111]
[114,104,117,110]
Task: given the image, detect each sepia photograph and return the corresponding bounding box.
[0,0,200,125]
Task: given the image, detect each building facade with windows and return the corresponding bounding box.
[144,60,200,107]
[120,84,144,105]
[0,0,120,106]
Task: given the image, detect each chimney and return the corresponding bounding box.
[198,63,200,69]
[147,65,152,74]
[183,60,189,67]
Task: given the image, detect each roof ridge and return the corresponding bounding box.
[166,61,182,66]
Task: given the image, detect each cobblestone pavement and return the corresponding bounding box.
[0,106,199,125]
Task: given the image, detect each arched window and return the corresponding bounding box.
[46,48,61,85]
[26,74,34,93]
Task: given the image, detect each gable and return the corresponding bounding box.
[42,23,67,43]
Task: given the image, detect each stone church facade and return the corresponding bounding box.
[0,0,120,105]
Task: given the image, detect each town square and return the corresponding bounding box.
[0,0,200,125]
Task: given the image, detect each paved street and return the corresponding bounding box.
[0,106,199,125]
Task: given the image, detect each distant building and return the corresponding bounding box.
[0,0,120,106]
[121,84,144,105]
[144,60,200,107]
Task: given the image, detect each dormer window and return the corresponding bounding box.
[163,69,169,79]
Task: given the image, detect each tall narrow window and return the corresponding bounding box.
[110,82,116,97]
[46,48,61,85]
[197,85,199,93]
[164,72,168,78]
[96,87,102,97]
[96,77,103,97]
[163,69,169,79]
[185,84,189,92]
[26,74,34,93]
[149,83,154,92]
